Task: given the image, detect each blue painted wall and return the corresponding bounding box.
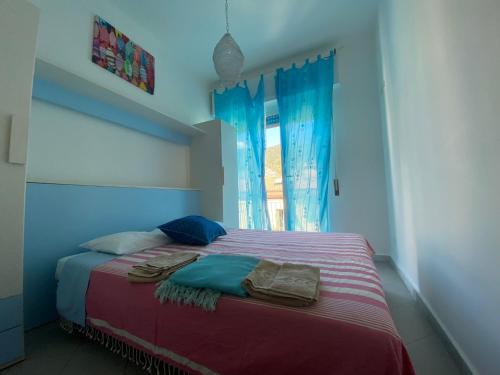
[32,79,191,145]
[23,182,200,329]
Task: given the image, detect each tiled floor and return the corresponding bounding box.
[375,261,463,375]
[2,261,463,375]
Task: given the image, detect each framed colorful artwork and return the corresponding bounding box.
[92,16,155,95]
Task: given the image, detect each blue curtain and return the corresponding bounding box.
[214,77,270,230]
[275,52,334,232]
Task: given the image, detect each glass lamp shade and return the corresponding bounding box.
[213,32,244,86]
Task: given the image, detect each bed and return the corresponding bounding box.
[57,229,415,375]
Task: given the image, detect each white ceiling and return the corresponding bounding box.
[117,0,380,83]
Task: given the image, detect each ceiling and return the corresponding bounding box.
[117,0,380,83]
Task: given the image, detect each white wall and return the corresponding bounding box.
[330,32,390,254]
[28,100,190,188]
[378,1,500,373]
[26,0,208,188]
[0,0,39,299]
[29,0,211,126]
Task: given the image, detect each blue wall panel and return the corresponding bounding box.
[23,182,200,329]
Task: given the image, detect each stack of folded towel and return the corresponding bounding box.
[128,252,199,283]
[154,254,321,310]
[242,260,320,307]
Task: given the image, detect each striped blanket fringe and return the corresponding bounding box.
[59,320,190,375]
[155,281,221,312]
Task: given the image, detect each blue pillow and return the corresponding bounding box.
[158,215,226,245]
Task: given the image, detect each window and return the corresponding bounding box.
[264,100,285,231]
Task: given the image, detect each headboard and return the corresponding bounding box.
[23,181,200,329]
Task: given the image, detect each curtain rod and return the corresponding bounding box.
[212,46,340,91]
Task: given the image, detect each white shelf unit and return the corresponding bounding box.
[190,119,239,228]
[34,58,205,141]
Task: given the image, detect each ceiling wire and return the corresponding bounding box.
[225,0,230,33]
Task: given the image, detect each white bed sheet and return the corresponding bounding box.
[55,252,90,280]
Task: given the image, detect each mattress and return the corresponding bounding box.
[62,229,415,375]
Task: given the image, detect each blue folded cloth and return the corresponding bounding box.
[155,254,260,311]
[171,254,259,296]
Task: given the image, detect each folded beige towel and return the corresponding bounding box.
[128,252,199,283]
[243,260,320,307]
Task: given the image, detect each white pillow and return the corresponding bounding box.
[80,229,171,255]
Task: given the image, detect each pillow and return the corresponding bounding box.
[157,215,226,245]
[80,229,171,255]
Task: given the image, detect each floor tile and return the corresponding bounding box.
[24,322,84,359]
[407,335,463,375]
[60,341,126,375]
[376,261,435,344]
[1,355,67,375]
[376,263,408,291]
[375,261,400,280]
[390,303,435,344]
[376,261,463,374]
[2,322,83,375]
[383,280,415,310]
[124,363,148,374]
[376,262,415,310]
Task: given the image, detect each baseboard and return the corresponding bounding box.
[373,254,391,262]
[386,257,478,375]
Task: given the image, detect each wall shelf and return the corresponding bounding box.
[33,59,205,145]
[27,178,200,191]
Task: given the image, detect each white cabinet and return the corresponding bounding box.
[190,119,238,228]
[0,0,39,368]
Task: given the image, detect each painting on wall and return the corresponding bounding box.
[92,16,155,95]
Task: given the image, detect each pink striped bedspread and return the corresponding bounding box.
[86,229,415,375]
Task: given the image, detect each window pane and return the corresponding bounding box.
[265,125,284,231]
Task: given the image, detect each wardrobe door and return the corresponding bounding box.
[0,0,39,368]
